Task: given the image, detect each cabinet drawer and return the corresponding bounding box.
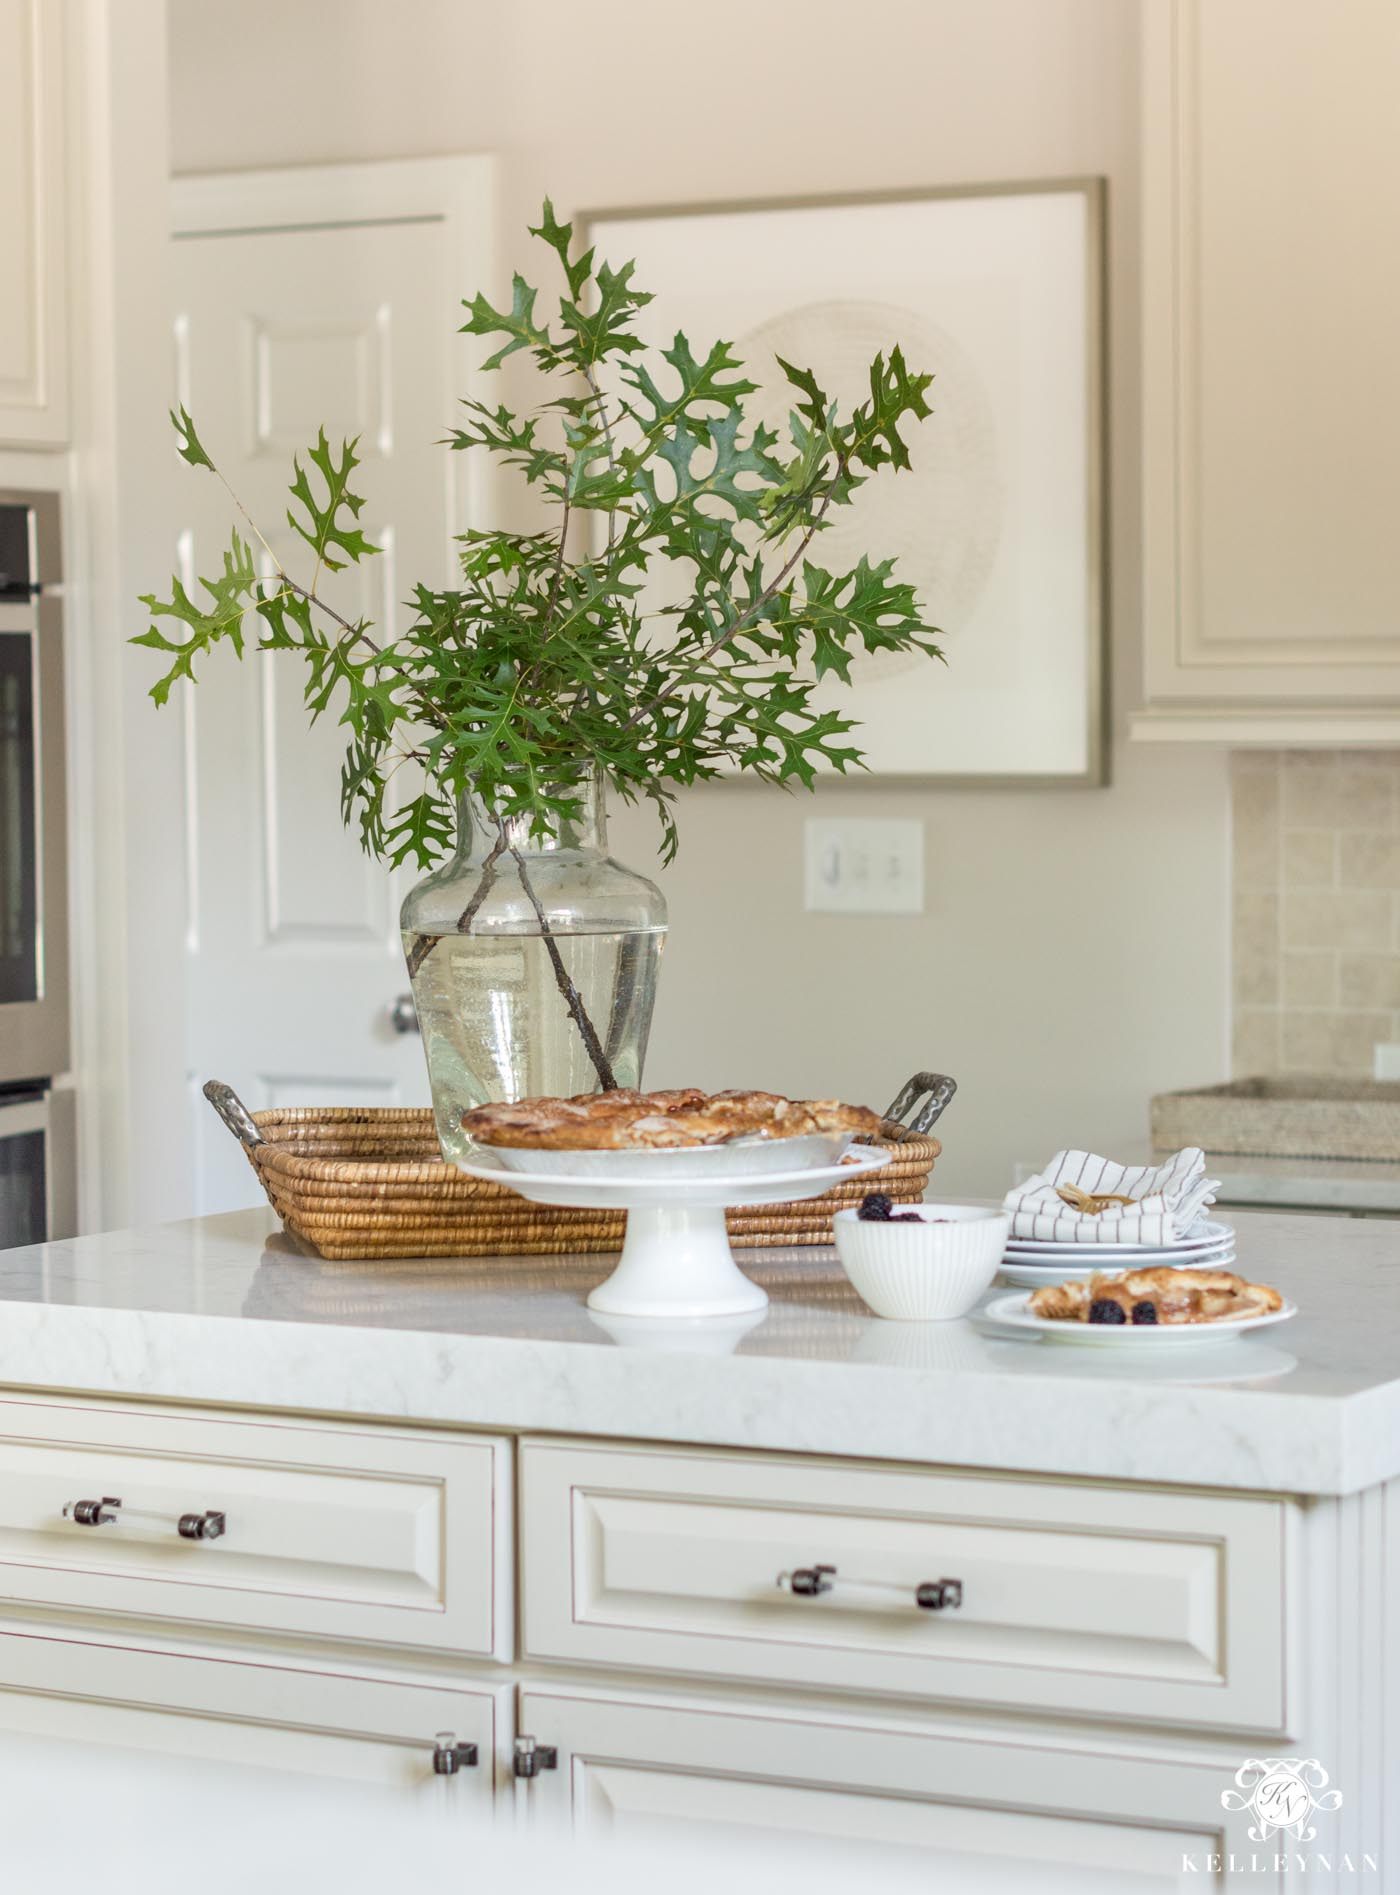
[521,1439,1293,1732]
[0,1398,510,1657]
[0,1630,503,1808]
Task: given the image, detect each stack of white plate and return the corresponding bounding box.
[998,1218,1236,1289]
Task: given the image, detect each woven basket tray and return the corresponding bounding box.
[233,1105,941,1262]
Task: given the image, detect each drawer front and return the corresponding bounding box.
[520,1439,1292,1731]
[0,1398,510,1657]
[518,1686,1269,1890]
[0,1631,504,1808]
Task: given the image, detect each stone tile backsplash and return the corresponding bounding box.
[1231,751,1400,1075]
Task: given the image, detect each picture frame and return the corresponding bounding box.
[581,180,1107,787]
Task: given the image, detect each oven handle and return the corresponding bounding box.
[0,1097,50,1139]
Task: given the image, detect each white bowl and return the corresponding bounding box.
[834,1203,1010,1321]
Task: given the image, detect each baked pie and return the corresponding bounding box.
[459,1088,886,1151]
[1029,1266,1283,1327]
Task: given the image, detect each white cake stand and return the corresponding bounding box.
[456,1144,894,1319]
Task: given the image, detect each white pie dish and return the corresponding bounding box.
[475,1129,856,1180]
[833,1203,1009,1321]
[981,1290,1298,1347]
[458,1139,890,1207]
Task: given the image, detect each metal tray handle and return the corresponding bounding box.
[202,1080,264,1150]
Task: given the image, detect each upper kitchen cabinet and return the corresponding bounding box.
[0,0,67,447]
[1133,0,1400,745]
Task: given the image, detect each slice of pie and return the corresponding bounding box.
[1028,1266,1283,1327]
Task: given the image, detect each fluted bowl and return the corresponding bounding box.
[834,1203,1009,1321]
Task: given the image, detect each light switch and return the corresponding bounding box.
[1375,1044,1400,1081]
[804,818,924,915]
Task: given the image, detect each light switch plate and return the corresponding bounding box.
[1374,1044,1400,1081]
[804,818,925,915]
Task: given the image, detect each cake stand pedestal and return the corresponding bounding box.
[456,1146,893,1321]
[588,1203,765,1319]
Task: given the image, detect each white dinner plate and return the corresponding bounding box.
[1001,1218,1235,1261]
[981,1290,1297,1348]
[1002,1241,1237,1268]
[998,1251,1235,1289]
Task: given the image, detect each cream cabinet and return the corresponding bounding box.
[1135,0,1400,745]
[516,1685,1267,1890]
[0,0,67,446]
[0,1397,1372,1871]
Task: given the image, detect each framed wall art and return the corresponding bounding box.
[582,180,1106,785]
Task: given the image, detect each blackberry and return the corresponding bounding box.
[858,1193,895,1221]
[1088,1299,1127,1325]
[1131,1301,1159,1325]
[889,1212,924,1223]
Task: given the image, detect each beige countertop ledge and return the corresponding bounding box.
[0,1206,1395,1498]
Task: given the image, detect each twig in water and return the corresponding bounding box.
[503,825,618,1091]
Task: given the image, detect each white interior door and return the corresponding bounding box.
[169,160,493,1212]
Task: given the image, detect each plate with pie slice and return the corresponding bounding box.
[982,1268,1297,1347]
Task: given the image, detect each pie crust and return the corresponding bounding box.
[1028,1266,1283,1326]
[459,1088,886,1151]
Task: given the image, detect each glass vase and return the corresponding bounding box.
[400,769,667,1162]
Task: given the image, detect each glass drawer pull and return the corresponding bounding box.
[778,1564,963,1611]
[63,1497,226,1541]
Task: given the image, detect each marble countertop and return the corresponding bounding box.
[0,1206,1396,1497]
[1118,1143,1400,1213]
[1207,1152,1400,1214]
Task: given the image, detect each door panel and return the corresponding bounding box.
[518,1686,1267,1892]
[0,0,66,444]
[169,165,492,1211]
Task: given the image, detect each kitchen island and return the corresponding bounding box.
[0,1206,1393,1887]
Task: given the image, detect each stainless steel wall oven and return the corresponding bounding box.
[0,489,74,1244]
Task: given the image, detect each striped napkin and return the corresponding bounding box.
[1002,1148,1219,1245]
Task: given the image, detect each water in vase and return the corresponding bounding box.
[405,925,666,1164]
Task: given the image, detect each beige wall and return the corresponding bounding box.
[167,0,1230,1194]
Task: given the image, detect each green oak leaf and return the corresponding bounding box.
[287,430,380,573]
[134,531,257,704]
[460,273,555,370]
[170,405,216,472]
[528,198,594,302]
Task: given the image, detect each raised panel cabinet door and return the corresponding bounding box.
[0,0,67,445]
[1141,0,1400,713]
[0,1632,504,1810]
[0,1397,512,1659]
[519,1438,1292,1732]
[517,1686,1271,1892]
